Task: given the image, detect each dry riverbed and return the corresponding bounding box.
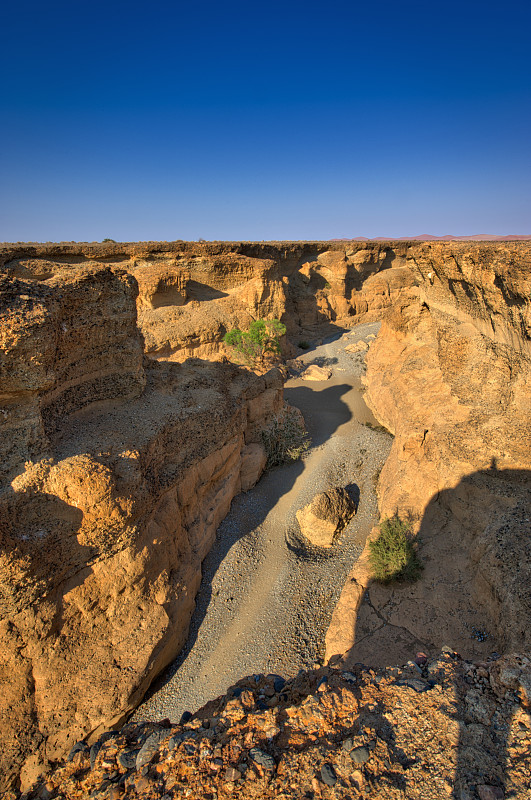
[133,322,392,723]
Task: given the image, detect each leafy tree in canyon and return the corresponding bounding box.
[223,319,286,369]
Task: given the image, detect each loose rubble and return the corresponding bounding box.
[17,651,531,800]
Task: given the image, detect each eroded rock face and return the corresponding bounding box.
[328,242,531,667]
[1,241,417,364]
[0,264,285,793]
[0,267,145,486]
[296,489,357,547]
[1,240,530,793]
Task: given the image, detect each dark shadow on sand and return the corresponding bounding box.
[138,382,354,707]
[337,464,530,798]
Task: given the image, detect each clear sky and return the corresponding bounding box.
[1,0,530,241]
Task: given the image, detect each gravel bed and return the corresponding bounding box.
[133,322,392,723]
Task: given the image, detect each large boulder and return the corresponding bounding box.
[301,364,332,381]
[296,488,357,547]
[345,340,368,353]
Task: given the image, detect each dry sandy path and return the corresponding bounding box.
[134,323,392,722]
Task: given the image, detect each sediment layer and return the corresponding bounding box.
[326,242,531,667]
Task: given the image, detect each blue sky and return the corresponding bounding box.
[1,0,530,241]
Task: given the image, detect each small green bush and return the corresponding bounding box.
[369,515,423,583]
[102,238,116,242]
[262,406,310,469]
[224,319,286,369]
[298,340,310,350]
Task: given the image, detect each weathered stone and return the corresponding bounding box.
[296,488,357,547]
[135,730,168,770]
[301,364,332,381]
[249,747,276,770]
[477,786,504,800]
[224,766,241,782]
[345,340,368,353]
[350,746,370,764]
[320,763,337,786]
[117,749,140,770]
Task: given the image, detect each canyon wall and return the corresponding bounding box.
[1,240,415,365]
[0,256,286,792]
[0,240,529,792]
[326,242,531,667]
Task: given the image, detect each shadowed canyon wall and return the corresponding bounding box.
[326,242,530,668]
[0,240,529,792]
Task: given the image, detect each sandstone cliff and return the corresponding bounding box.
[0,258,285,792]
[326,242,531,669]
[0,240,416,365]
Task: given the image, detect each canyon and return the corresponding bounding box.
[0,240,529,798]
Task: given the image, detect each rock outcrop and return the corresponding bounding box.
[1,241,417,365]
[17,650,531,800]
[326,242,531,668]
[0,267,145,487]
[0,261,286,792]
[1,239,530,794]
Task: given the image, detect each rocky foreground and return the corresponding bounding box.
[15,650,530,800]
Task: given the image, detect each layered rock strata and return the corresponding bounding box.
[1,240,530,794]
[0,264,284,792]
[0,241,416,364]
[327,242,531,667]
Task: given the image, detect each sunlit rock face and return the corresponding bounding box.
[326,241,530,670]
[0,248,285,792]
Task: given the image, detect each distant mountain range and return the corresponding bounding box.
[331,234,531,241]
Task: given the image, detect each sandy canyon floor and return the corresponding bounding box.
[133,323,391,722]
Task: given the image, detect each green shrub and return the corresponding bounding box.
[262,406,310,469]
[298,340,310,350]
[369,515,423,583]
[224,319,286,369]
[102,238,116,242]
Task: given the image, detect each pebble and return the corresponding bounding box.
[320,763,337,786]
[342,671,357,684]
[350,746,370,764]
[477,786,504,800]
[90,741,104,771]
[342,737,354,751]
[396,678,429,693]
[224,766,241,782]
[117,748,140,770]
[136,729,169,769]
[67,741,88,762]
[249,747,276,770]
